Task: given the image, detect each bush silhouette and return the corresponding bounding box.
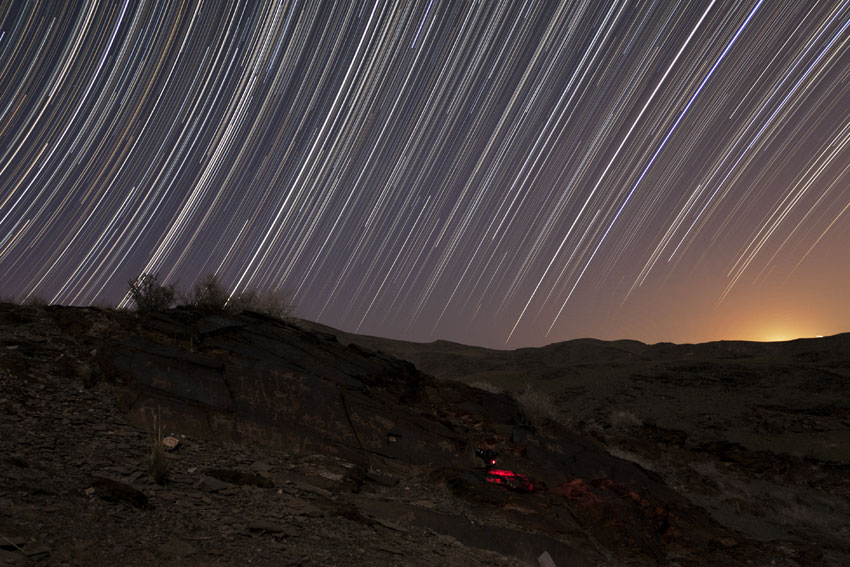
[228,288,294,320]
[128,273,175,312]
[186,274,229,309]
[185,274,294,321]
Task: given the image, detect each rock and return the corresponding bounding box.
[374,543,404,555]
[0,548,24,565]
[289,501,324,518]
[250,461,273,472]
[203,468,275,489]
[511,428,528,445]
[248,520,298,537]
[373,518,409,533]
[101,311,477,472]
[716,537,738,548]
[90,476,148,509]
[290,454,366,492]
[158,536,196,558]
[162,436,180,451]
[365,470,398,487]
[538,550,557,567]
[292,482,332,498]
[22,543,50,557]
[0,536,26,550]
[248,519,285,532]
[195,475,233,493]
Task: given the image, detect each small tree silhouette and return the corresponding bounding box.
[186,274,229,309]
[128,273,175,312]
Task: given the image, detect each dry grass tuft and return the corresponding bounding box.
[149,411,170,485]
[514,385,560,428]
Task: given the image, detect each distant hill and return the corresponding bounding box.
[300,318,850,392]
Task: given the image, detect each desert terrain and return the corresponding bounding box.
[1,303,848,565]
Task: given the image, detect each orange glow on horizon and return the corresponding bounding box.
[717,315,823,344]
[711,312,830,344]
[750,329,806,342]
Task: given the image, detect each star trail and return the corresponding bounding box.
[1,1,849,348]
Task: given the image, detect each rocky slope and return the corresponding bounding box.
[303,321,850,565]
[1,304,844,565]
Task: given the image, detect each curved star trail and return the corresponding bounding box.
[1,1,849,348]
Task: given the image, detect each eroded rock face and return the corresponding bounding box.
[89,307,760,565]
[101,310,469,469]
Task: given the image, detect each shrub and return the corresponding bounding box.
[514,385,560,428]
[186,274,229,309]
[229,288,294,320]
[128,273,175,311]
[184,274,295,321]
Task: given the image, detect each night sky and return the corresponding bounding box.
[1,1,849,349]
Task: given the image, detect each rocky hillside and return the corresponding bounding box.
[303,321,850,566]
[1,304,845,565]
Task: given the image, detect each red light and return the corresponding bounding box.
[484,469,534,492]
[488,469,512,477]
